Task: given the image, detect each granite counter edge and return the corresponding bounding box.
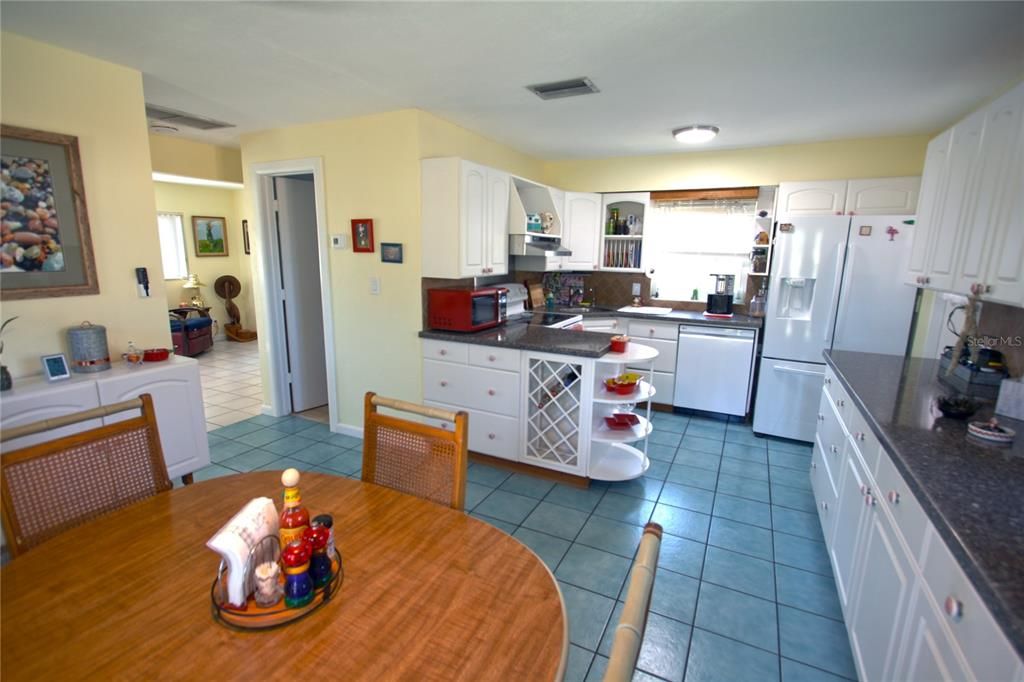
[418,330,610,358]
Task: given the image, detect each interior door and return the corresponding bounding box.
[275,176,328,413]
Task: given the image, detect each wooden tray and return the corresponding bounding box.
[211,550,343,630]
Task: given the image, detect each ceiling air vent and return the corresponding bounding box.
[145,104,234,131]
[526,77,599,101]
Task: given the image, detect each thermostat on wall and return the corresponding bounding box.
[331,234,348,249]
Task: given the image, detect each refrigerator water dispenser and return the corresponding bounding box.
[776,277,815,320]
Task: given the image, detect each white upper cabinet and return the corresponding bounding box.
[562,192,602,271]
[844,177,920,215]
[421,157,510,278]
[905,130,953,286]
[776,180,848,216]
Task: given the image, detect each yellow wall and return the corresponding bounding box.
[543,134,931,191]
[149,134,243,183]
[153,182,256,330]
[417,111,545,180]
[1,33,170,377]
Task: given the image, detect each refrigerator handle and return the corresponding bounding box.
[823,243,846,344]
[834,243,856,344]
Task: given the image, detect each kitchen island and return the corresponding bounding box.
[815,349,1023,681]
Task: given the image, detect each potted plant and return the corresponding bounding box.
[1,316,16,391]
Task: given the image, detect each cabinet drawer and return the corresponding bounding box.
[874,447,928,562]
[581,317,624,333]
[627,320,678,341]
[629,338,677,373]
[468,345,521,373]
[811,436,838,542]
[920,528,1019,682]
[823,370,851,425]
[846,405,882,476]
[423,360,519,416]
[425,401,520,462]
[630,369,674,405]
[817,389,846,465]
[422,339,469,364]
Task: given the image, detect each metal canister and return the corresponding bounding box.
[66,321,111,373]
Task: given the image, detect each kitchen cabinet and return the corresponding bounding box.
[626,320,677,406]
[562,192,602,271]
[894,585,972,682]
[600,192,648,272]
[905,129,953,286]
[777,178,920,217]
[776,180,848,216]
[421,157,510,278]
[579,317,624,333]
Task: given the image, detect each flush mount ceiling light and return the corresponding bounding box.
[673,125,720,144]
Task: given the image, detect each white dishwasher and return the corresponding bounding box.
[673,325,758,417]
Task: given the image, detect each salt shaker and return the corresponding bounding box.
[253,561,283,607]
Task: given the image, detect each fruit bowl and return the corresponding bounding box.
[605,378,638,395]
[935,395,978,419]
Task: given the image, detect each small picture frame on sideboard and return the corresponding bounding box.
[41,353,71,382]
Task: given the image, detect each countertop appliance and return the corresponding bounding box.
[427,286,507,332]
[497,282,529,316]
[753,214,918,441]
[706,274,735,315]
[674,325,757,416]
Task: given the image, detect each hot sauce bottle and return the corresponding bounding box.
[279,468,309,548]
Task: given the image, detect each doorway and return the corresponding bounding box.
[251,159,337,427]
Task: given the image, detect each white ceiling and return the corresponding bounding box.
[3,2,1023,159]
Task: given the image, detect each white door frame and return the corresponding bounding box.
[250,158,337,428]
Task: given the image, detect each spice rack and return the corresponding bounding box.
[600,192,649,272]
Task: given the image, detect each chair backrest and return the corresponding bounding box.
[0,393,172,557]
[361,392,468,510]
[604,522,663,682]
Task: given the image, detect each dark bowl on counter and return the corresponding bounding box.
[935,395,980,420]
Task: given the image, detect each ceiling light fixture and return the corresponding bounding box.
[673,125,720,145]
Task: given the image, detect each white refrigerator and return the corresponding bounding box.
[752,215,918,442]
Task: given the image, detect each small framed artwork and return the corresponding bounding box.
[242,219,251,255]
[381,242,403,264]
[192,216,229,257]
[352,219,374,253]
[858,225,872,236]
[41,353,71,382]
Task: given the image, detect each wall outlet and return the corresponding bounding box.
[369,276,380,295]
[331,234,348,249]
[631,282,642,296]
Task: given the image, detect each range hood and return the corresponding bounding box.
[509,234,572,257]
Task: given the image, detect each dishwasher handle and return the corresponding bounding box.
[678,325,756,340]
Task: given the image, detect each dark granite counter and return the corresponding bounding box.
[559,306,763,330]
[419,320,612,358]
[825,350,1024,655]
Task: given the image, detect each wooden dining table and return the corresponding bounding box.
[1,472,567,680]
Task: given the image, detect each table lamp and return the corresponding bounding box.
[181,274,207,308]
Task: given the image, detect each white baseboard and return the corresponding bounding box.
[332,422,364,439]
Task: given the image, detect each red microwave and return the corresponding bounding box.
[427,287,508,332]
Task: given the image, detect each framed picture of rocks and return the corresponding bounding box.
[0,125,98,300]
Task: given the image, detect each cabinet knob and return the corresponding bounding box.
[821,501,829,511]
[837,398,845,407]
[825,377,831,385]
[829,444,838,454]
[865,493,876,507]
[860,484,870,495]
[818,413,825,422]
[649,328,655,335]
[440,380,448,387]
[488,433,496,440]
[488,355,496,362]
[858,432,866,441]
[984,284,992,294]
[888,490,900,505]
[439,349,447,356]
[487,389,496,396]
[811,462,817,470]
[944,596,963,621]
[923,277,930,285]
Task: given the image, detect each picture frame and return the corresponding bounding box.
[242,219,251,255]
[192,216,229,257]
[351,219,374,253]
[1,125,99,300]
[41,353,71,382]
[381,242,403,264]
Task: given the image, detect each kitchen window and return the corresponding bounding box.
[157,212,189,280]
[645,192,758,303]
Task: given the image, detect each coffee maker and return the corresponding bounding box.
[707,274,735,315]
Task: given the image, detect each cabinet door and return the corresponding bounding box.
[459,161,488,277]
[830,442,868,614]
[954,85,1024,296]
[925,109,986,291]
[844,177,920,215]
[906,129,953,286]
[982,85,1024,306]
[848,496,915,682]
[894,585,972,682]
[776,181,848,216]
[563,192,602,271]
[96,362,210,479]
[486,168,510,275]
[0,381,102,453]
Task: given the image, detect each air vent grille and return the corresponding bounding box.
[145,104,234,131]
[526,77,599,101]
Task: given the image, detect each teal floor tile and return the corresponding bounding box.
[718,456,770,482]
[325,432,362,449]
[702,545,776,600]
[466,463,513,487]
[767,438,815,455]
[713,493,772,529]
[771,483,817,513]
[659,481,715,515]
[724,428,766,448]
[673,448,721,472]
[272,417,323,434]
[653,414,689,434]
[522,501,590,540]
[722,441,768,463]
[666,463,719,491]
[576,515,644,558]
[645,459,670,481]
[651,503,711,542]
[565,644,594,682]
[241,414,284,427]
[685,420,727,439]
[648,430,683,447]
[773,506,824,541]
[770,450,813,471]
[686,628,781,682]
[290,441,346,465]
[293,422,334,441]
[770,466,812,492]
[779,605,857,679]
[468,512,518,534]
[559,580,616,650]
[658,534,706,579]
[193,463,238,481]
[544,483,606,512]
[781,657,853,682]
[556,544,632,597]
[512,527,571,570]
[498,472,556,499]
[774,533,832,576]
[680,434,724,455]
[606,476,663,501]
[637,566,700,624]
[259,434,317,456]
[708,516,773,561]
[208,439,252,463]
[695,582,778,652]
[593,492,656,526]
[472,490,538,524]
[716,473,770,503]
[464,482,494,511]
[775,564,844,621]
[647,443,679,462]
[634,612,692,680]
[320,450,362,475]
[209,421,264,439]
[220,448,282,473]
[252,456,305,472]
[585,655,609,682]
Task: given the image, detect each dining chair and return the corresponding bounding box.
[361,391,469,510]
[0,393,172,557]
[603,522,663,682]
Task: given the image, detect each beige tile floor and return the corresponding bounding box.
[197,341,264,431]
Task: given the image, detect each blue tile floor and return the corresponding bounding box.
[197,411,857,682]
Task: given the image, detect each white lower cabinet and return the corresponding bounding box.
[626,321,677,406]
[813,365,1022,681]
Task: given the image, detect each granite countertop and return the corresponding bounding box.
[824,350,1024,655]
[419,320,612,358]
[559,306,763,330]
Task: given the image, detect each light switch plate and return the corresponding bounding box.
[369,276,380,295]
[331,234,348,249]
[631,282,642,296]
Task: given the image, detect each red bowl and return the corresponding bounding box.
[604,413,641,430]
[610,335,629,353]
[143,348,171,362]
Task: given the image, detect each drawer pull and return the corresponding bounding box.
[860,484,871,495]
[857,432,866,442]
[887,490,900,505]
[825,377,831,385]
[439,349,447,356]
[864,493,876,507]
[487,389,496,396]
[821,501,828,511]
[488,355,497,362]
[836,398,845,407]
[817,413,825,422]
[829,444,838,454]
[944,596,963,621]
[649,328,655,335]
[811,462,817,470]
[440,381,448,387]
[488,433,496,440]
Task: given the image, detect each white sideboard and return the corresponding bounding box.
[0,355,210,481]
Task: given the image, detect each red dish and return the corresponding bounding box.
[604,379,638,395]
[143,348,171,362]
[610,335,629,353]
[604,413,641,430]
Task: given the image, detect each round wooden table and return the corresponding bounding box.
[0,472,567,680]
